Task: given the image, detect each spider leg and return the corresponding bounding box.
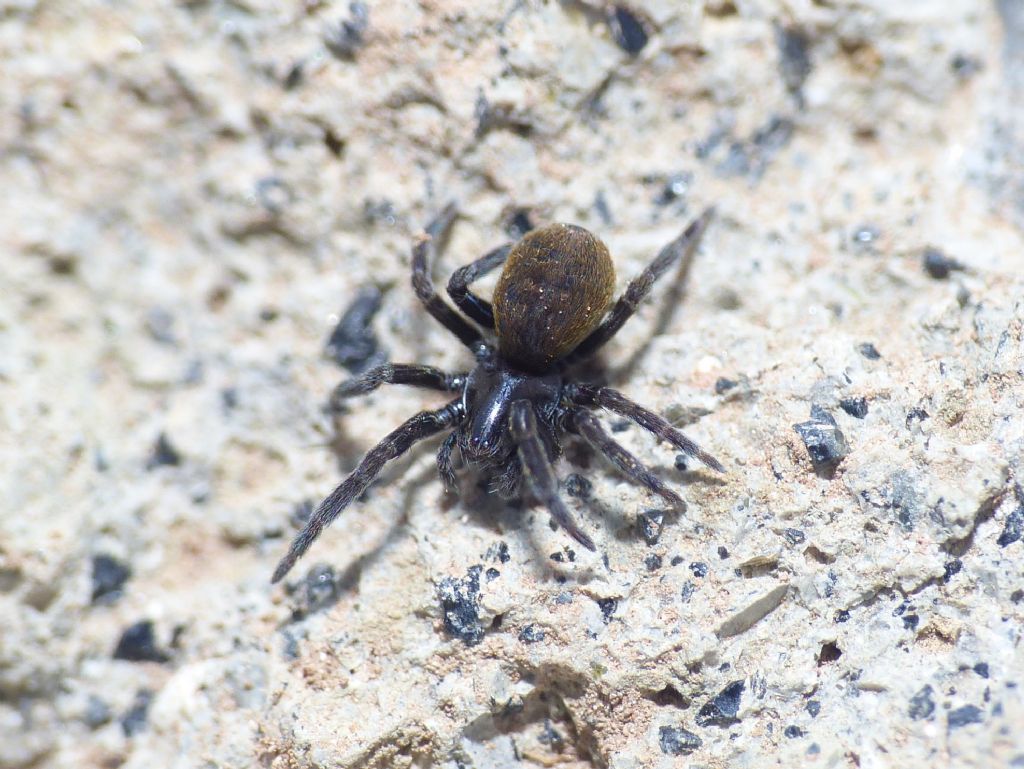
[446,242,513,327]
[330,363,466,408]
[567,384,725,473]
[271,399,464,583]
[563,207,715,364]
[570,408,686,510]
[437,431,459,492]
[509,400,596,552]
[412,203,486,350]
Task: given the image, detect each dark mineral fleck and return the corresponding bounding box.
[690,561,708,578]
[996,505,1023,547]
[654,172,691,206]
[538,719,563,747]
[834,610,850,623]
[91,554,131,604]
[784,725,804,738]
[325,285,383,374]
[658,725,702,755]
[84,695,111,729]
[805,699,821,718]
[857,342,881,360]
[324,1,369,61]
[775,25,812,99]
[942,558,963,583]
[437,565,485,646]
[644,553,663,572]
[714,377,738,394]
[908,684,935,720]
[504,208,535,240]
[146,432,182,469]
[902,613,920,630]
[839,397,869,419]
[518,624,545,644]
[695,680,744,727]
[1012,589,1024,604]
[793,406,849,472]
[784,528,806,545]
[906,407,930,430]
[488,540,511,564]
[550,548,576,563]
[113,621,169,663]
[922,247,964,280]
[290,564,340,618]
[717,546,729,560]
[485,567,500,582]
[638,509,665,545]
[674,454,690,471]
[973,662,990,679]
[607,5,649,55]
[948,704,984,729]
[565,473,592,499]
[596,597,618,623]
[120,690,153,737]
[680,581,695,603]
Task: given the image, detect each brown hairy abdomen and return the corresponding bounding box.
[493,224,615,371]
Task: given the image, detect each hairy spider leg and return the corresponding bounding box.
[509,400,597,552]
[568,384,725,473]
[571,409,686,509]
[330,363,467,410]
[446,242,513,327]
[271,399,464,583]
[412,203,485,349]
[436,431,459,492]
[564,207,716,365]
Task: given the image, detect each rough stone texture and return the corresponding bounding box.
[1,1,1022,768]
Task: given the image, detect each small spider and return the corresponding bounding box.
[272,204,724,583]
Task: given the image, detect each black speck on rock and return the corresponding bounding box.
[504,208,535,240]
[857,342,881,360]
[324,1,369,61]
[839,397,869,419]
[680,581,695,603]
[805,699,821,717]
[717,546,729,560]
[84,695,111,729]
[784,528,806,545]
[922,247,964,280]
[654,172,691,206]
[564,473,592,499]
[325,285,383,374]
[596,597,618,623]
[485,567,500,582]
[607,5,649,55]
[91,554,131,604]
[518,624,545,644]
[690,561,708,578]
[638,509,665,545]
[289,564,340,618]
[658,725,702,755]
[120,690,153,737]
[834,610,850,623]
[973,662,990,678]
[113,621,169,663]
[948,704,984,729]
[908,684,935,721]
[784,725,804,738]
[942,559,963,583]
[775,25,812,98]
[902,613,920,630]
[437,566,485,646]
[644,553,663,572]
[146,432,181,470]
[696,680,744,727]
[714,377,738,394]
[486,540,511,564]
[996,505,1024,547]
[793,406,849,473]
[905,407,930,430]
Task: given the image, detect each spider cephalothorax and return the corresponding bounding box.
[272,204,724,583]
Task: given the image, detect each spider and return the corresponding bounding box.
[271,203,724,583]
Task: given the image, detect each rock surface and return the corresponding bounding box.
[2,1,1023,768]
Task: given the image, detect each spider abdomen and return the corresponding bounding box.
[492,224,615,371]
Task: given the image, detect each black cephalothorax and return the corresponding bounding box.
[272,204,724,583]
